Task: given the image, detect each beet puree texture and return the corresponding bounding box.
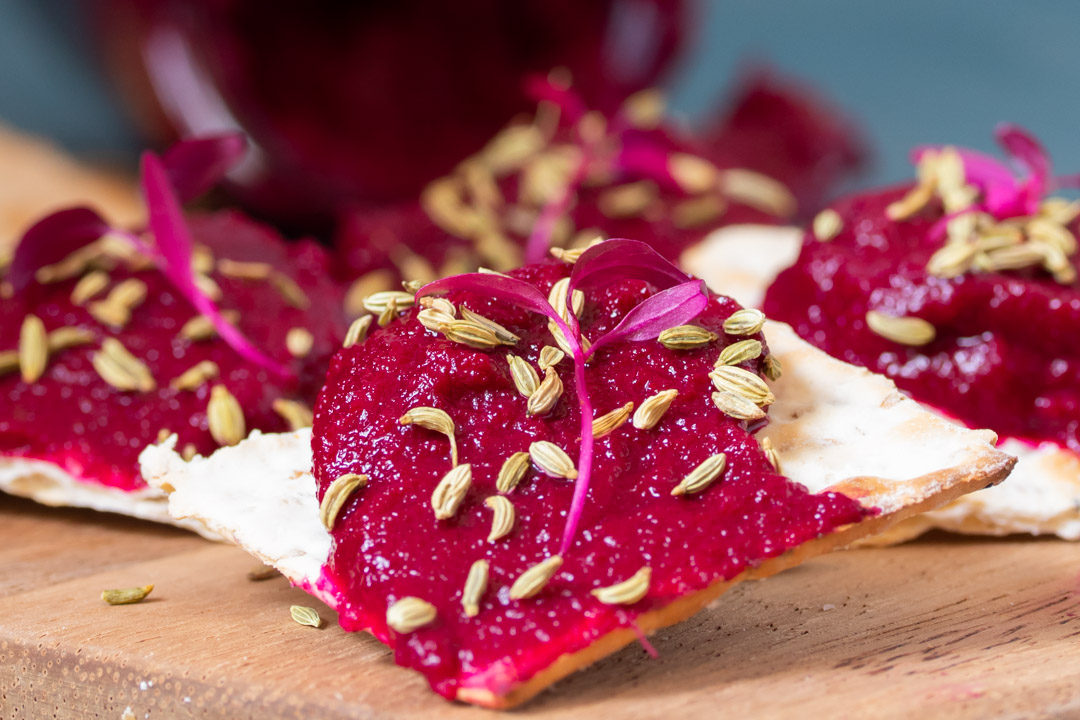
[0,211,346,491]
[312,261,867,698]
[764,186,1080,453]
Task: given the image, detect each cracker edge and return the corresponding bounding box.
[457,445,1014,708]
[0,456,221,540]
[682,223,1080,541]
[140,419,1012,708]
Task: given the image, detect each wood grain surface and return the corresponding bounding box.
[1,493,1079,719]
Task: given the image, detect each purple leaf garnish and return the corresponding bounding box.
[161,133,247,204]
[417,239,710,557]
[10,207,113,292]
[911,124,1077,220]
[589,280,709,355]
[140,152,293,379]
[569,238,691,295]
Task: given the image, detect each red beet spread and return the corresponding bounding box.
[1,211,346,491]
[764,186,1080,453]
[312,261,867,699]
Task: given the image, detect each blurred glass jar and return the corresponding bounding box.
[97,0,686,226]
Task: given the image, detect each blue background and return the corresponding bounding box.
[2,1,1077,187]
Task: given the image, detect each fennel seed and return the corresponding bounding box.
[632,389,677,430]
[509,556,563,600]
[484,495,515,542]
[431,463,472,520]
[320,473,368,530]
[590,566,651,605]
[495,451,531,493]
[672,453,727,496]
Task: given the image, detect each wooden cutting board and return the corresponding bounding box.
[2,494,1079,719]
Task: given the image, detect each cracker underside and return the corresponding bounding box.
[138,323,1013,708]
[0,457,222,539]
[683,223,1080,541]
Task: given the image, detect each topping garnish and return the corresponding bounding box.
[529,441,578,480]
[320,473,368,531]
[92,338,155,393]
[400,407,458,466]
[672,453,728,496]
[632,389,678,430]
[272,399,314,431]
[17,315,47,383]
[484,496,515,543]
[591,401,634,438]
[526,367,563,416]
[70,270,109,305]
[343,316,374,348]
[722,308,767,336]
[538,345,565,371]
[590,566,651,605]
[169,360,219,392]
[11,135,293,378]
[895,125,1080,285]
[207,385,246,447]
[386,597,437,633]
[717,339,763,366]
[410,76,798,269]
[461,560,490,618]
[289,605,323,629]
[657,324,718,350]
[416,239,709,555]
[507,354,541,397]
[431,464,472,520]
[460,307,520,344]
[495,452,531,493]
[762,355,783,381]
[711,391,766,422]
[865,311,937,347]
[508,556,563,600]
[709,366,776,407]
[761,437,782,473]
[285,328,315,358]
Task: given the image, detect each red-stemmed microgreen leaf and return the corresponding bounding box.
[588,280,709,356]
[10,207,113,292]
[568,239,691,296]
[140,151,293,379]
[419,239,711,558]
[161,132,247,204]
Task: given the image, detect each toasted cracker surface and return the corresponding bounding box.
[138,322,1013,708]
[684,223,1080,540]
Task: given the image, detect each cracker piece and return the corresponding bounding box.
[139,327,1013,708]
[684,223,1080,540]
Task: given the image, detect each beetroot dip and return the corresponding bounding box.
[312,260,867,699]
[1,211,346,491]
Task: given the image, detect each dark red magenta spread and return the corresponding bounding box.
[1,210,346,491]
[764,186,1080,453]
[312,261,867,699]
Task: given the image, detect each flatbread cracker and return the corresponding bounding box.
[0,125,183,530]
[139,322,1013,707]
[683,223,1080,540]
